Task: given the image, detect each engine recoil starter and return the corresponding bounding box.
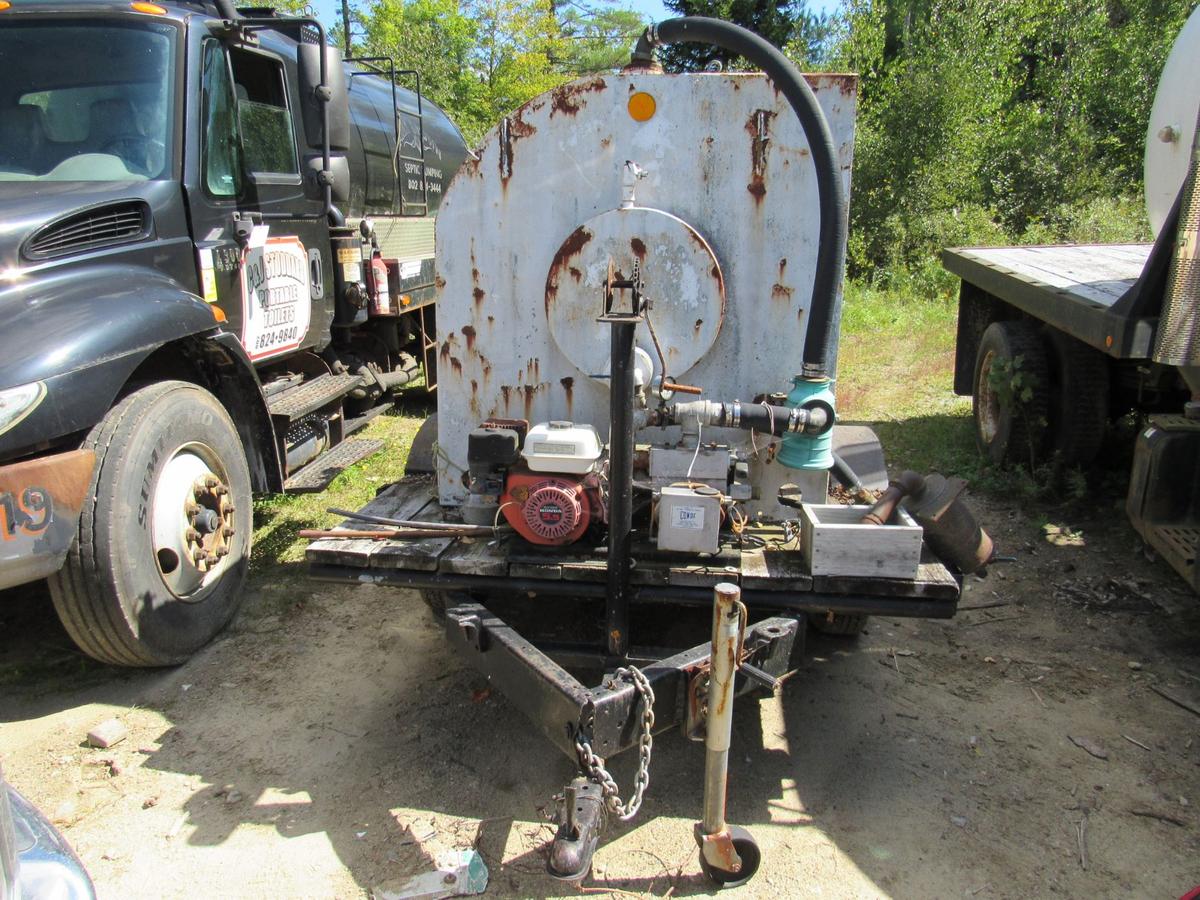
[502,472,592,545]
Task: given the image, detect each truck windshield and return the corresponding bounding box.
[0,20,176,182]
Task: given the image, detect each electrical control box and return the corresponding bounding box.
[657,486,721,554]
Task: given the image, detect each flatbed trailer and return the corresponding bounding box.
[308,474,960,755]
[944,243,1154,364]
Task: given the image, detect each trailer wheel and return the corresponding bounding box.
[1043,327,1109,467]
[973,321,1050,467]
[418,590,450,620]
[809,612,867,637]
[48,381,252,667]
[698,825,761,887]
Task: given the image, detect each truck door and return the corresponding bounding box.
[185,35,332,366]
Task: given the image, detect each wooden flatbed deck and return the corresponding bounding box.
[943,243,1154,358]
[306,477,961,611]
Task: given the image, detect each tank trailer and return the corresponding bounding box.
[309,18,993,886]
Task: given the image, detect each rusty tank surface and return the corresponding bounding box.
[433,69,857,517]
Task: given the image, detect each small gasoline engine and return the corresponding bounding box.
[464,420,605,545]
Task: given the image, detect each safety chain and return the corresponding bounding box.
[574,666,655,821]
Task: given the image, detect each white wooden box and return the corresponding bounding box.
[799,503,923,580]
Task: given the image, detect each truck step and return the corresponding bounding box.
[268,373,362,422]
[284,438,385,493]
[345,401,393,436]
[1146,524,1199,582]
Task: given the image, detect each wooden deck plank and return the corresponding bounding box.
[438,537,508,576]
[961,245,1148,308]
[369,497,458,572]
[741,547,814,591]
[305,478,438,568]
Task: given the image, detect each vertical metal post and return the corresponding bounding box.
[702,582,740,835]
[605,320,636,658]
[341,0,352,56]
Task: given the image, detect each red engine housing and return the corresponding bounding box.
[502,471,593,545]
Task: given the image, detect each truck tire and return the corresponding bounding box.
[48,381,253,667]
[973,321,1050,467]
[1043,327,1109,467]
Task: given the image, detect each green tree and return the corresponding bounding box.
[558,4,647,74]
[658,0,821,71]
[357,0,571,143]
[829,0,1193,285]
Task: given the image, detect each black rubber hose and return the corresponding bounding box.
[636,18,847,379]
[831,450,863,493]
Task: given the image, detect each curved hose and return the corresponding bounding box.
[634,18,847,379]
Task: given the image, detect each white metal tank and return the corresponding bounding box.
[1145,4,1200,237]
[434,71,857,507]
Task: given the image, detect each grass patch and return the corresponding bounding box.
[837,279,979,476]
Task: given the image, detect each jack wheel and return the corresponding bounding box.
[698,825,761,887]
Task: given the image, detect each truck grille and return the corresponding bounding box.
[23,201,151,260]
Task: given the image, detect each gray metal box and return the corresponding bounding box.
[657,486,721,554]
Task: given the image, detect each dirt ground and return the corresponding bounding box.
[2,490,1199,899]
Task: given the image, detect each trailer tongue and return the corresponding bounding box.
[309,18,990,885]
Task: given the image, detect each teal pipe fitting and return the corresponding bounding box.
[777,376,836,470]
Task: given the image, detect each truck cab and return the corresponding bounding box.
[0,0,467,665]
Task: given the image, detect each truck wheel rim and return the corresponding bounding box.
[977,349,1000,444]
[152,443,236,600]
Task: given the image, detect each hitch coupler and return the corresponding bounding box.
[696,582,761,887]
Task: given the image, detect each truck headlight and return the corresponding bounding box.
[0,382,46,437]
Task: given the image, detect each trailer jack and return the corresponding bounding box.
[694,583,762,887]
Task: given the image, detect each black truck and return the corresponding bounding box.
[0,0,467,665]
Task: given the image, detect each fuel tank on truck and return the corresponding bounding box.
[432,71,856,514]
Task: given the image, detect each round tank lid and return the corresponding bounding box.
[544,206,726,385]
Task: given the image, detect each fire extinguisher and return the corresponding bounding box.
[367,251,390,316]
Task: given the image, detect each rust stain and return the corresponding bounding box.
[600,136,611,148]
[522,384,538,421]
[449,356,463,377]
[525,358,541,382]
[549,76,607,118]
[560,376,574,415]
[771,283,794,302]
[694,318,704,333]
[470,378,478,396]
[746,108,775,205]
[499,112,537,186]
[630,237,647,262]
[473,287,485,307]
[487,315,495,326]
[569,266,582,282]
[544,226,594,313]
[462,325,476,351]
[779,257,788,276]
[710,263,725,296]
[500,385,512,408]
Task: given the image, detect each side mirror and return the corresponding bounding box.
[307,154,350,203]
[298,43,350,152]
